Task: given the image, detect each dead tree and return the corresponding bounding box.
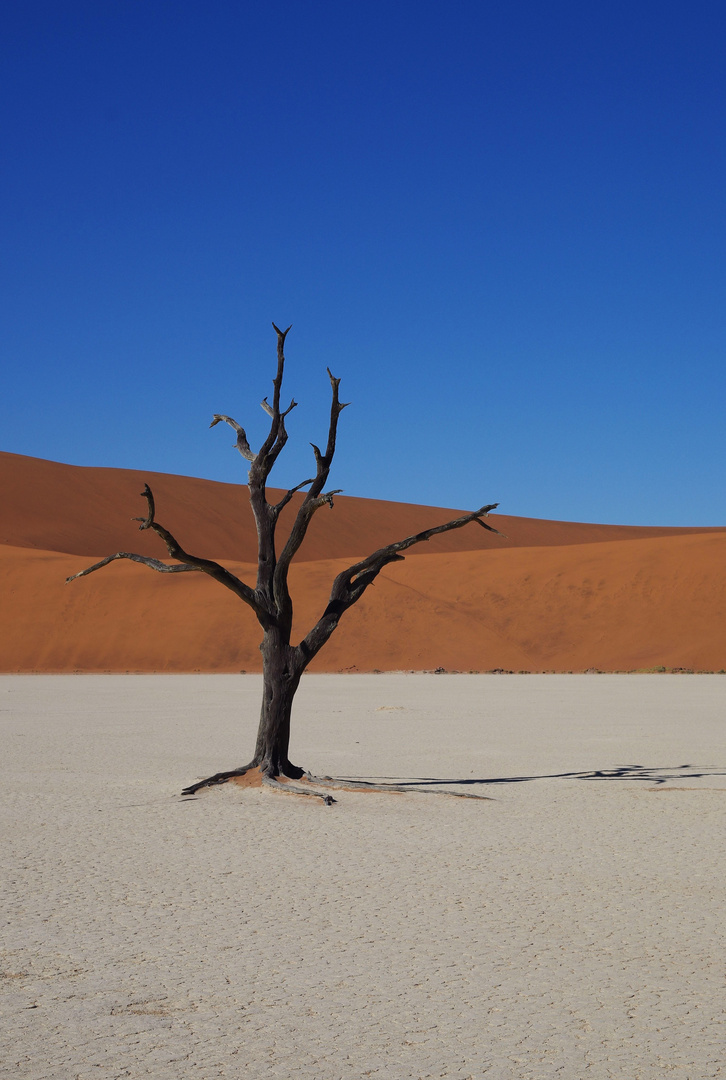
[68,325,502,802]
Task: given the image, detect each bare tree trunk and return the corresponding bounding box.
[252,628,303,778]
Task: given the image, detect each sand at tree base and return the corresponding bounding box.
[2,673,725,1079]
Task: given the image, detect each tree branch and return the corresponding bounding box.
[272,477,316,516]
[347,503,502,571]
[68,484,271,625]
[251,323,294,480]
[272,369,349,602]
[242,324,296,609]
[66,553,200,582]
[209,415,255,462]
[209,325,296,478]
[262,396,297,420]
[296,503,502,662]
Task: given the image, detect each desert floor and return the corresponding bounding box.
[2,673,725,1079]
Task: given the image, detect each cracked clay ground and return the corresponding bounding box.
[2,673,725,1079]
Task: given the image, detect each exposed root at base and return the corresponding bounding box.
[181,764,256,796]
[182,764,334,803]
[262,775,335,804]
[182,766,491,803]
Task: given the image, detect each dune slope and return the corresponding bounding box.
[1,452,724,672]
[1,451,720,560]
[2,532,725,672]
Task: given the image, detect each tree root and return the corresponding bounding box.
[181,763,334,802]
[182,766,490,803]
[261,775,336,804]
[181,764,256,796]
[303,772,492,800]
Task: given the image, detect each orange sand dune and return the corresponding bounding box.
[1,451,720,562]
[2,452,724,673]
[2,531,725,672]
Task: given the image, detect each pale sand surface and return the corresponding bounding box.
[2,674,725,1079]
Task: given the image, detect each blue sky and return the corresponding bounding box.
[2,1,724,525]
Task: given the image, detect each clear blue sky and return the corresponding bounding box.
[2,1,724,525]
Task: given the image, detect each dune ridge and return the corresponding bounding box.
[2,451,720,560]
[1,452,724,673]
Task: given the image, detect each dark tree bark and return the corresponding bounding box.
[68,325,502,803]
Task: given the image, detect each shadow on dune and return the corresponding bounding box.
[331,764,726,789]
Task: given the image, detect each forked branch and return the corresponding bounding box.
[68,485,270,624]
[273,368,349,593]
[273,477,316,517]
[298,503,503,662]
[346,502,503,581]
[344,501,502,597]
[250,323,294,480]
[209,327,349,621]
[210,327,296,481]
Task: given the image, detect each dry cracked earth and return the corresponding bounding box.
[2,674,725,1079]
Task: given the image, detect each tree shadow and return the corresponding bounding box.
[330,763,726,789]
